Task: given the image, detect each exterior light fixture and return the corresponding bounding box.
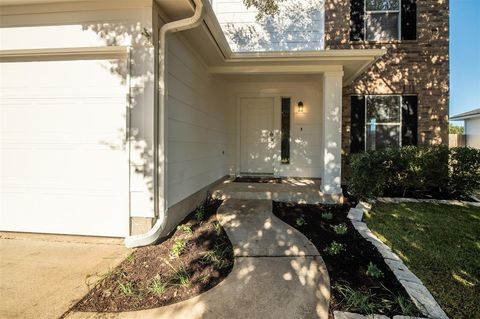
[297,101,304,113]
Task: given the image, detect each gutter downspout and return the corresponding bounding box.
[125,0,205,248]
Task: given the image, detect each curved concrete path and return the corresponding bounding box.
[67,199,330,319]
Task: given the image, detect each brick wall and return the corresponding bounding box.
[324,0,449,164]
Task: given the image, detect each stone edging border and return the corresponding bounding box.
[342,200,449,319]
[374,197,480,207]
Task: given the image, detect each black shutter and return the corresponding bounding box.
[350,96,366,153]
[401,95,418,146]
[401,0,417,40]
[281,98,291,164]
[350,0,365,41]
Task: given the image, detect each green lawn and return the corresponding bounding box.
[364,202,480,319]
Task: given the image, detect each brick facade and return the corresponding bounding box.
[324,0,449,169]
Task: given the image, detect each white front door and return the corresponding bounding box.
[240,97,275,174]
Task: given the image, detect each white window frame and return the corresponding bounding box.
[364,95,403,151]
[364,0,402,41]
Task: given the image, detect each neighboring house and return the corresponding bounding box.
[450,109,480,148]
[0,0,448,247]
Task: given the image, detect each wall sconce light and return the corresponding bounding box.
[297,101,304,113]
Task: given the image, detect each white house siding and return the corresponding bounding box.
[0,1,156,236]
[225,75,323,177]
[166,35,228,208]
[210,0,325,52]
[465,117,480,148]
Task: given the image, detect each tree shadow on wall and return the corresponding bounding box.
[324,0,449,148]
[82,22,156,207]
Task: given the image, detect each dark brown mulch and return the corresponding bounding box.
[73,199,233,312]
[272,202,422,318]
[233,176,282,184]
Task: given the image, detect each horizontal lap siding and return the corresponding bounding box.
[211,0,325,51]
[167,36,228,207]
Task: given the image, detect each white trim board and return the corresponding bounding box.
[0,46,129,62]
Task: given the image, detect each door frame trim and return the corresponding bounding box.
[235,92,296,176]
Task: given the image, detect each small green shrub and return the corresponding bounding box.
[334,283,421,316]
[394,295,419,316]
[118,282,135,297]
[321,212,333,220]
[334,284,387,314]
[124,253,135,264]
[333,223,348,235]
[295,216,307,227]
[323,241,345,255]
[213,221,222,236]
[195,206,205,221]
[449,147,480,196]
[349,145,479,199]
[148,275,167,296]
[349,151,387,198]
[366,262,384,279]
[177,224,193,236]
[202,243,232,269]
[170,238,186,257]
[174,265,191,287]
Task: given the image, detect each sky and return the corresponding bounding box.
[450,0,480,119]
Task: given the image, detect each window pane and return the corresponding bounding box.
[366,124,400,150]
[281,98,290,164]
[366,0,400,11]
[366,12,399,41]
[367,96,401,123]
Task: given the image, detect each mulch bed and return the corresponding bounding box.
[233,176,282,184]
[273,202,422,318]
[73,199,233,312]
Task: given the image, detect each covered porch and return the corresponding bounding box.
[213,69,347,199]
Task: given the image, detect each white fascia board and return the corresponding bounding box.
[450,114,480,121]
[209,64,343,75]
[228,49,385,62]
[0,0,151,10]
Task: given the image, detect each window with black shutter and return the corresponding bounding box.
[350,0,417,42]
[350,95,418,152]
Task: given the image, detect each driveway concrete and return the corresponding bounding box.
[0,233,128,319]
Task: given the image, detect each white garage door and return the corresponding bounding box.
[0,58,130,237]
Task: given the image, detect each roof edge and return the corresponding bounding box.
[450,108,480,120]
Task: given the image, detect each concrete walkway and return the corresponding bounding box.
[68,199,330,319]
[0,233,128,319]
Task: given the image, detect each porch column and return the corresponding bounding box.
[321,71,344,195]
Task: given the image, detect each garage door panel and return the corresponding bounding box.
[1,102,126,133]
[1,149,127,186]
[1,192,127,237]
[0,59,129,237]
